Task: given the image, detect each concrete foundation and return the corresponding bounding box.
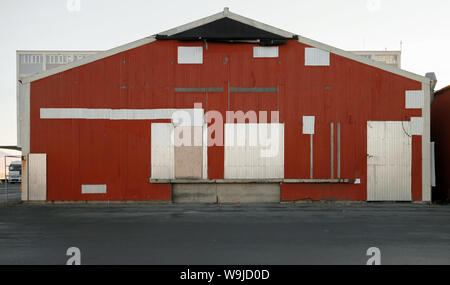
[172,183,280,204]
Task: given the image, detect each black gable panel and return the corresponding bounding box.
[157,18,292,41]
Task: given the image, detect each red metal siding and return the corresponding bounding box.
[431,87,450,200]
[30,40,423,201]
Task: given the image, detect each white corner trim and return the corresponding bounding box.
[421,81,431,202]
[20,37,157,84]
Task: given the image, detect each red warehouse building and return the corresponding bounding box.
[17,9,432,203]
[431,85,450,201]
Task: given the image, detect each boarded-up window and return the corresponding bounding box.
[302,116,315,134]
[177,46,203,64]
[224,124,284,179]
[410,117,424,135]
[253,46,279,58]
[151,123,174,179]
[405,90,424,109]
[305,48,330,66]
[174,126,203,179]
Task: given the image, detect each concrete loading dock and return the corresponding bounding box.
[17,8,432,203]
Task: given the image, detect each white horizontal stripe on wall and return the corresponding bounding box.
[305,48,330,66]
[82,185,107,194]
[253,46,279,58]
[405,90,424,109]
[40,108,204,126]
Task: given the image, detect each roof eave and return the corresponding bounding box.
[296,36,430,84]
[20,36,157,84]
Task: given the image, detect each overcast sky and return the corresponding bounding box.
[0,0,449,148]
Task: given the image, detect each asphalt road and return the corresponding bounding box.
[0,183,21,203]
[0,203,449,265]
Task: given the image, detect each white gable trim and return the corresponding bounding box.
[158,8,295,39]
[296,36,428,83]
[19,8,429,85]
[20,36,156,84]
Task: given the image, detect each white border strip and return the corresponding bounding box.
[40,108,204,126]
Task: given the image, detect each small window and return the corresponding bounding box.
[302,116,315,134]
[178,47,203,64]
[253,46,279,58]
[305,48,330,66]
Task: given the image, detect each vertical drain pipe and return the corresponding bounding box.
[337,123,341,179]
[310,134,313,179]
[330,123,334,179]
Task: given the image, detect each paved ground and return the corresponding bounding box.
[0,183,21,204]
[0,203,449,265]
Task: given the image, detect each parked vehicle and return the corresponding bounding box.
[7,161,22,183]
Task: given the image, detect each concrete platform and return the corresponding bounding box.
[172,183,280,203]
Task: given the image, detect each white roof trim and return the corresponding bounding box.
[157,8,296,39]
[20,37,156,84]
[297,36,429,83]
[20,8,429,84]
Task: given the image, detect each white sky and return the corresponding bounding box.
[0,0,449,147]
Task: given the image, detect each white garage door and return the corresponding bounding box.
[367,121,412,201]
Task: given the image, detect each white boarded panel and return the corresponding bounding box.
[151,123,174,179]
[177,46,203,64]
[410,117,424,135]
[253,46,279,58]
[405,90,424,109]
[203,124,208,179]
[302,116,315,134]
[40,108,204,126]
[305,48,330,66]
[28,153,47,201]
[431,142,436,187]
[224,124,284,179]
[367,121,412,201]
[82,185,107,194]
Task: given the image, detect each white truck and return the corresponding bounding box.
[7,161,22,183]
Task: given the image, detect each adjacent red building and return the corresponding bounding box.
[17,9,432,203]
[431,85,450,201]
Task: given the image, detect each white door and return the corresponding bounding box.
[367,121,412,201]
[28,153,47,201]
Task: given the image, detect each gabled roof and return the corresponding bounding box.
[20,8,430,84]
[156,7,296,44]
